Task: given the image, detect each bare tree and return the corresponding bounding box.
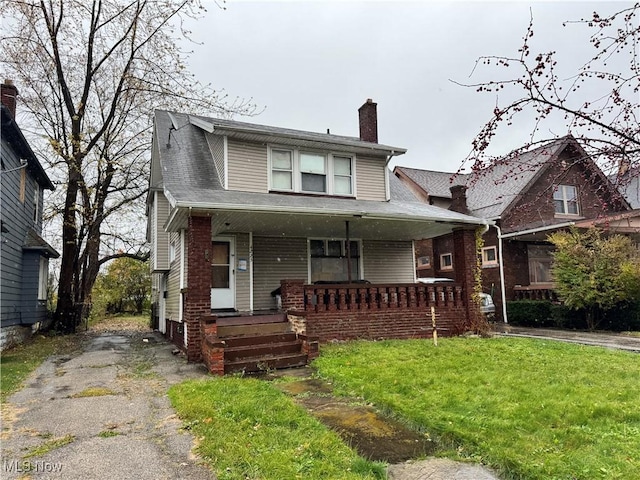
[455,3,639,180]
[1,0,256,332]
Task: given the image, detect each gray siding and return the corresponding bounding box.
[356,155,387,201]
[227,140,268,193]
[1,137,48,327]
[363,240,415,283]
[234,233,251,311]
[253,236,308,310]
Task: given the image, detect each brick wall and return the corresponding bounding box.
[184,215,212,362]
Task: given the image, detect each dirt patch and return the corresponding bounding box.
[274,373,436,463]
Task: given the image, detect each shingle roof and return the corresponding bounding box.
[23,228,59,258]
[394,167,466,199]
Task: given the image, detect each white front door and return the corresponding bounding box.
[211,237,235,310]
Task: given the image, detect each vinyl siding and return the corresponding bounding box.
[152,192,170,271]
[1,137,48,327]
[227,140,268,193]
[363,240,415,283]
[206,133,226,188]
[165,232,182,321]
[253,236,308,310]
[356,155,387,201]
[234,233,251,311]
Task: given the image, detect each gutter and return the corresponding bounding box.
[493,224,509,324]
[500,221,576,239]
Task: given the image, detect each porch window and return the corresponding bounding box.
[553,185,579,215]
[481,246,498,267]
[528,245,554,284]
[440,253,453,271]
[417,255,431,270]
[309,238,361,283]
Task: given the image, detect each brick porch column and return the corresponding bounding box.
[184,215,212,362]
[452,227,483,331]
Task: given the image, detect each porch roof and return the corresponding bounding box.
[164,189,491,241]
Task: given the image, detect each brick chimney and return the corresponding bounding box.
[1,80,18,119]
[358,98,378,143]
[449,185,470,215]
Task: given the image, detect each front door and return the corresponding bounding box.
[211,237,235,310]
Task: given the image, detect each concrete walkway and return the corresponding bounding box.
[1,331,212,479]
[495,325,640,352]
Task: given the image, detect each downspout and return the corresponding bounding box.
[384,151,400,201]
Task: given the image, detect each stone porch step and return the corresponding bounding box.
[222,332,299,348]
[224,352,308,374]
[216,313,287,326]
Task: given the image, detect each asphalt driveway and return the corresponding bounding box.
[1,330,213,480]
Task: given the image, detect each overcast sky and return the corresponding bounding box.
[185,1,634,172]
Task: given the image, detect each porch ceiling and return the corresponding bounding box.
[207,209,462,241]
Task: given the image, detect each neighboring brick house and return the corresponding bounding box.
[394,135,632,321]
[1,80,59,350]
[147,99,490,372]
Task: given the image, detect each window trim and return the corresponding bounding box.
[481,246,498,267]
[553,184,579,216]
[268,146,355,197]
[439,253,453,271]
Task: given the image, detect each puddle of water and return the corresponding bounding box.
[274,375,436,463]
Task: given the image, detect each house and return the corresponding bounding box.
[0,80,59,350]
[394,135,632,321]
[147,99,491,374]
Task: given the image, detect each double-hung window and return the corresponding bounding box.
[481,246,498,267]
[270,147,354,196]
[553,185,579,215]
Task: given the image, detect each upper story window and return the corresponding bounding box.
[33,182,40,223]
[553,185,579,215]
[270,147,354,196]
[481,246,498,267]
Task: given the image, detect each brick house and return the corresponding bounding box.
[394,135,632,321]
[1,80,59,350]
[146,100,491,374]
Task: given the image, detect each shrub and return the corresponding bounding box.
[506,300,553,327]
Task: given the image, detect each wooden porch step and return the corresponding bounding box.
[222,332,299,348]
[224,339,303,362]
[217,322,291,338]
[224,352,308,374]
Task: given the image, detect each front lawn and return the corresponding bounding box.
[168,377,385,480]
[313,337,640,480]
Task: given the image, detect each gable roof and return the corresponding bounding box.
[152,109,491,237]
[395,135,630,219]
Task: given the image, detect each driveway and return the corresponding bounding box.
[1,330,212,480]
[496,325,640,352]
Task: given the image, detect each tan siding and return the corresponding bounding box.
[227,140,268,193]
[234,233,251,311]
[363,240,415,283]
[253,237,308,310]
[153,192,170,271]
[356,155,387,201]
[166,232,181,320]
[206,133,226,188]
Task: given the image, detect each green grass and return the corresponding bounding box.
[169,377,386,480]
[313,337,640,480]
[23,434,75,458]
[1,334,80,403]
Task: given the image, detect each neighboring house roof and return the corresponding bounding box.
[395,135,630,219]
[1,105,55,191]
[153,109,490,237]
[23,228,60,258]
[612,168,640,209]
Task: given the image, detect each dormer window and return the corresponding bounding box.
[553,185,579,215]
[269,146,354,196]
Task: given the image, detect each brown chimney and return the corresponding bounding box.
[358,98,378,143]
[1,80,18,119]
[449,185,470,215]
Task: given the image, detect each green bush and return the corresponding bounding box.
[506,300,553,327]
[600,301,640,332]
[549,304,586,330]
